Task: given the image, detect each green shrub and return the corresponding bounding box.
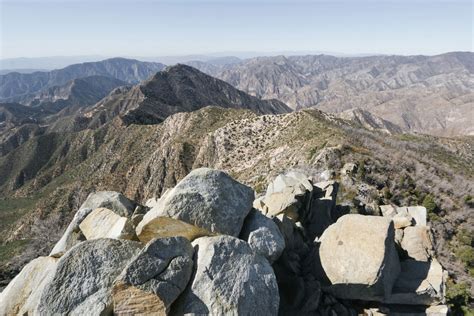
[465,195,474,207]
[446,280,472,315]
[456,245,474,268]
[458,229,473,247]
[422,194,438,213]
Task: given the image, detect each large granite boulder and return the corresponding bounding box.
[112,237,194,315]
[38,239,141,315]
[239,208,285,263]
[319,214,401,301]
[136,168,254,242]
[172,235,279,315]
[0,256,58,315]
[386,259,446,305]
[49,191,137,257]
[79,207,137,241]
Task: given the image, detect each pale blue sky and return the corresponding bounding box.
[0,0,472,58]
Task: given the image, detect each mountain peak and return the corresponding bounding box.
[86,65,292,126]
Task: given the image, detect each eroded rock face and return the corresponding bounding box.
[79,207,137,241]
[38,239,142,315]
[136,168,254,241]
[173,235,279,316]
[239,208,285,263]
[0,256,58,315]
[112,237,194,315]
[319,214,401,301]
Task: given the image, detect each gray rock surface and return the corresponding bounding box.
[172,235,279,315]
[319,214,401,301]
[113,237,194,314]
[137,168,254,239]
[38,239,142,315]
[239,208,285,263]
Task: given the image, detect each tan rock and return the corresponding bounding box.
[0,256,58,315]
[401,226,434,261]
[392,212,413,229]
[425,305,449,316]
[319,214,400,301]
[112,282,166,316]
[136,216,211,243]
[79,208,136,240]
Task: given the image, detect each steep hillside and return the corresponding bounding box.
[0,58,164,100]
[0,107,472,310]
[192,52,474,136]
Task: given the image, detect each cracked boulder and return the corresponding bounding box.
[112,237,194,315]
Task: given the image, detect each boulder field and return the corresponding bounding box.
[0,167,448,315]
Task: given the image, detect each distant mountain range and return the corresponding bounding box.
[188,52,474,137]
[0,58,164,100]
[1,53,473,138]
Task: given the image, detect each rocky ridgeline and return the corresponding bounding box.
[0,168,448,315]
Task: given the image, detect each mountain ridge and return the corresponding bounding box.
[189,51,474,136]
[0,58,165,100]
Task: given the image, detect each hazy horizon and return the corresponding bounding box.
[1,0,472,60]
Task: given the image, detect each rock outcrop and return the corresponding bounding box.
[172,235,279,315]
[1,168,449,316]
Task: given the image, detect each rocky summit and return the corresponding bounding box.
[0,167,450,315]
